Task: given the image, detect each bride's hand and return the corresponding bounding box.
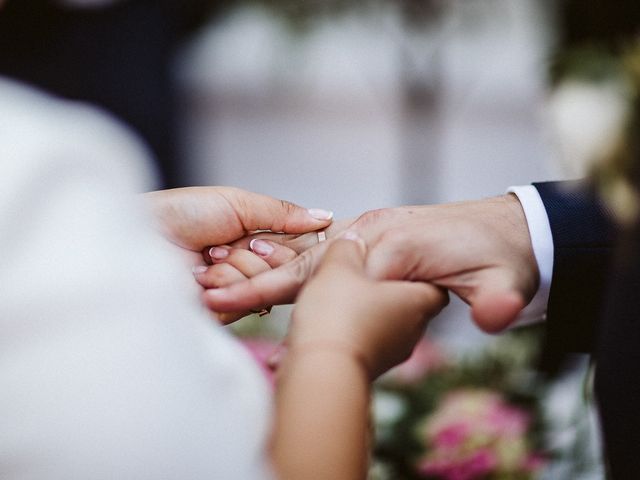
[286,234,448,380]
[193,240,298,324]
[144,186,333,262]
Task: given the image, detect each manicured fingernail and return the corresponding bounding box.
[209,247,229,260]
[308,208,334,221]
[192,265,208,276]
[250,239,274,257]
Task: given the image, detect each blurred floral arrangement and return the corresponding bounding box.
[233,315,602,479]
[369,330,548,480]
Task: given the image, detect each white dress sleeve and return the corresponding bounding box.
[0,79,274,480]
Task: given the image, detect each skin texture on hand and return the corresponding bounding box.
[203,194,538,333]
[144,186,333,265]
[360,194,538,332]
[271,238,447,480]
[288,237,448,379]
[194,243,299,324]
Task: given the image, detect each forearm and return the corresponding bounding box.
[271,348,370,480]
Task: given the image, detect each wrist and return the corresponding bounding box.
[282,339,371,381]
[500,192,540,299]
[499,192,528,224]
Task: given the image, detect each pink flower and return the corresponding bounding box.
[416,389,542,478]
[522,453,546,472]
[433,423,470,449]
[486,403,530,437]
[384,337,447,385]
[240,338,279,388]
[423,390,530,441]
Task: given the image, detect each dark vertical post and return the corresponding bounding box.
[398,0,445,205]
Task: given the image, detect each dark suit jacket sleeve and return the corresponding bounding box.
[533,181,618,355]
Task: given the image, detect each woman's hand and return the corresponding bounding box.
[193,239,298,324]
[271,235,447,480]
[287,234,448,380]
[144,186,333,261]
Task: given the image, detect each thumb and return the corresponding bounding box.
[382,281,449,320]
[223,188,334,234]
[471,291,525,333]
[314,233,367,277]
[466,273,526,333]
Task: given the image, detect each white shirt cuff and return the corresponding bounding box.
[507,185,554,327]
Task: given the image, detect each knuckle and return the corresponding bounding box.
[227,248,250,263]
[237,197,252,226]
[355,208,389,228]
[205,265,234,287]
[277,199,300,232]
[280,199,297,215]
[271,248,297,267]
[288,252,313,285]
[220,189,252,232]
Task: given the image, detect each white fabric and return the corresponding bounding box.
[507,185,555,326]
[0,78,273,480]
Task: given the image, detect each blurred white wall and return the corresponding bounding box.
[179,0,556,206]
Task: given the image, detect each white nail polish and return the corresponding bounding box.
[250,239,274,256]
[308,208,334,221]
[209,247,229,260]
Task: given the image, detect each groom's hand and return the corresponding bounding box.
[203,194,539,332]
[144,186,333,257]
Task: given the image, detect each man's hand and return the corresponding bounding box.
[203,194,538,333]
[288,235,448,380]
[144,186,333,255]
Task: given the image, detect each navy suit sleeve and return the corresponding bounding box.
[533,181,618,355]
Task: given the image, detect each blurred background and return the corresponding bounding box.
[177,0,554,354]
[3,0,639,478]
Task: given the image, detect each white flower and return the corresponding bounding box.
[373,391,406,426]
[547,79,630,176]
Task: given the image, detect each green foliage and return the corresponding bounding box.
[549,46,625,86]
